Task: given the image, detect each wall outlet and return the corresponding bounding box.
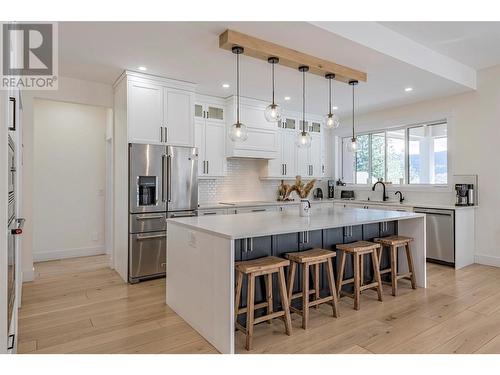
[91,232,99,241]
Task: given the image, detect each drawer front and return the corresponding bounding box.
[129,232,166,279]
[198,208,227,216]
[130,212,167,233]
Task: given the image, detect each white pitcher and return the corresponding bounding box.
[299,199,311,217]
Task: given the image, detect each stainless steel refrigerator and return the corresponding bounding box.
[128,143,198,283]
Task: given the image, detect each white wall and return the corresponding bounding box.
[21,77,113,279]
[334,64,500,266]
[32,99,107,261]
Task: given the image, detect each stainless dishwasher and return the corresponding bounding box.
[414,207,455,266]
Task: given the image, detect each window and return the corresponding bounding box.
[341,121,448,185]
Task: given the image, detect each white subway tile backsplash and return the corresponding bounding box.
[198,158,326,204]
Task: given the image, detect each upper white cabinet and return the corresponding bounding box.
[195,95,227,178]
[263,113,325,179]
[128,81,163,144]
[164,87,194,146]
[117,71,196,146]
[225,96,279,159]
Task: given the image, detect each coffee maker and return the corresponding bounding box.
[455,184,475,206]
[327,180,335,199]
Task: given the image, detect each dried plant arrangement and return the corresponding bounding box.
[282,175,316,200]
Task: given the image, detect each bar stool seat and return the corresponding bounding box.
[374,235,416,296]
[235,256,292,351]
[336,241,383,310]
[285,248,339,329]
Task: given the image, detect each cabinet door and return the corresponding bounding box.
[296,145,310,177]
[207,105,224,122]
[128,81,163,144]
[267,130,284,177]
[273,233,301,310]
[164,88,193,146]
[204,120,225,177]
[194,119,205,176]
[282,131,297,177]
[309,134,322,177]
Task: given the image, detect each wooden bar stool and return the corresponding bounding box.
[285,248,339,329]
[235,256,292,350]
[374,235,416,296]
[336,241,383,310]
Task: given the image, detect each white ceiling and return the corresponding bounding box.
[58,21,493,116]
[380,22,500,69]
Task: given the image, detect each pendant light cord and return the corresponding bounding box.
[272,62,275,105]
[329,78,332,116]
[352,82,355,139]
[236,52,240,125]
[302,69,306,133]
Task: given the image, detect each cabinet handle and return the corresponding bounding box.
[311,165,314,176]
[164,126,168,142]
[242,238,247,252]
[202,212,217,215]
[247,238,253,252]
[160,127,163,143]
[285,164,287,175]
[206,160,209,174]
[251,209,266,212]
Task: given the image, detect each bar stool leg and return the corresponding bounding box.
[360,254,364,287]
[406,242,417,289]
[302,263,310,329]
[287,262,296,303]
[314,263,320,309]
[326,257,339,318]
[353,253,361,310]
[336,251,346,298]
[390,245,398,296]
[265,273,273,324]
[245,274,255,351]
[278,268,292,336]
[371,250,383,302]
[235,271,243,325]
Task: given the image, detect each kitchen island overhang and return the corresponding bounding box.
[166,207,426,354]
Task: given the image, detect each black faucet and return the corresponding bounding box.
[395,190,404,203]
[372,181,388,201]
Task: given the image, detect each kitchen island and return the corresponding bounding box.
[166,206,426,353]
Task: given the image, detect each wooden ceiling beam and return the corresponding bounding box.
[219,29,367,84]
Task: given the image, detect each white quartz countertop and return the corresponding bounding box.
[330,198,476,210]
[168,206,424,240]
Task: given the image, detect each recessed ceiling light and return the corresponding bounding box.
[284,96,291,101]
[333,106,338,110]
[222,83,230,88]
[405,87,413,92]
[138,66,147,71]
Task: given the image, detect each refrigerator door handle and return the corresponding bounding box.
[161,154,166,202]
[167,154,172,202]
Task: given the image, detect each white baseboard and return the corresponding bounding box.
[475,253,500,267]
[22,267,35,282]
[33,245,106,262]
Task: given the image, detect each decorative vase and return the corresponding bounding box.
[299,199,311,217]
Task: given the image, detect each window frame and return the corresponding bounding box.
[340,120,449,189]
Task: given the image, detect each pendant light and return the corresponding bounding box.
[346,79,358,153]
[229,46,248,142]
[324,73,340,129]
[264,57,282,122]
[296,65,312,148]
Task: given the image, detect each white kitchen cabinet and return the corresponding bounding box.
[163,87,194,146]
[296,133,322,178]
[123,72,195,146]
[198,208,228,216]
[225,96,279,159]
[195,119,226,178]
[267,129,297,178]
[128,80,164,144]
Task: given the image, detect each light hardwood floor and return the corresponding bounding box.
[18,255,500,354]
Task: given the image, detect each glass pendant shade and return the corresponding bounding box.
[229,123,248,142]
[324,112,340,129]
[346,137,357,153]
[296,131,312,148]
[264,103,282,122]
